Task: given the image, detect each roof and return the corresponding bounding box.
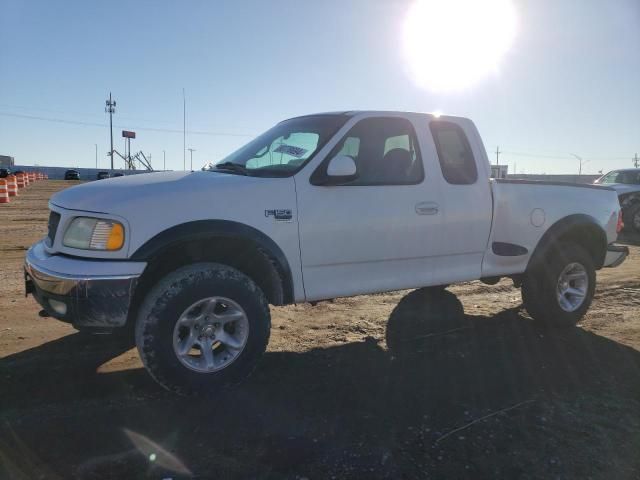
[285,110,464,122]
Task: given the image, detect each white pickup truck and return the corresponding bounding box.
[25,111,628,394]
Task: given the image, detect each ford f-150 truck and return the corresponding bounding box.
[25,111,628,394]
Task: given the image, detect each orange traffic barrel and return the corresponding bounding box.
[0,179,9,204]
[23,173,30,186]
[29,172,36,183]
[16,173,25,189]
[6,175,18,197]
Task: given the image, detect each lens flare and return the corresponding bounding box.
[403,0,517,92]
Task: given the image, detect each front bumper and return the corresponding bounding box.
[603,244,629,268]
[24,240,146,328]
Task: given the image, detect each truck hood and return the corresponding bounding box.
[50,170,270,215]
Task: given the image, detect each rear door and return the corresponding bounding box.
[427,119,493,278]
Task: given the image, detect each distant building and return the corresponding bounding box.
[490,164,508,179]
[0,155,15,168]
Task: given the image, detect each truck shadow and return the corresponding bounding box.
[2,290,640,479]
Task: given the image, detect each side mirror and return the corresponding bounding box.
[325,155,357,184]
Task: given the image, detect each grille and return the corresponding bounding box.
[47,211,61,246]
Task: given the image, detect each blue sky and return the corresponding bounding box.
[1,0,638,174]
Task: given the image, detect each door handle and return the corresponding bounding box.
[415,202,439,215]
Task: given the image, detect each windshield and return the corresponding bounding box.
[598,170,640,185]
[203,115,349,177]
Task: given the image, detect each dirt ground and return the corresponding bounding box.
[1,180,639,480]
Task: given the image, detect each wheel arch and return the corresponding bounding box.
[128,220,294,323]
[527,214,608,271]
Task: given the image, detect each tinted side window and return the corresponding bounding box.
[316,117,424,185]
[430,122,478,185]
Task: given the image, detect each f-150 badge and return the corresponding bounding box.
[265,209,293,222]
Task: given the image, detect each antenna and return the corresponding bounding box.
[183,88,186,171]
[188,148,196,171]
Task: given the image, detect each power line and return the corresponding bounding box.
[1,108,635,164]
[0,111,254,137]
[501,150,572,160]
[0,102,185,125]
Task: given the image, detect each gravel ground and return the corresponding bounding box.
[1,180,639,479]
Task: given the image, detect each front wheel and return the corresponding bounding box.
[135,263,271,395]
[521,244,596,327]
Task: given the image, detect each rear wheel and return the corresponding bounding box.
[522,244,595,327]
[135,262,270,395]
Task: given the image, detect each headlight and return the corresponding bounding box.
[63,217,125,251]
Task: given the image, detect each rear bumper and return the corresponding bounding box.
[24,240,146,328]
[603,244,629,268]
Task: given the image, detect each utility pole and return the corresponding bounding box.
[188,148,196,171]
[495,146,501,166]
[163,150,166,171]
[633,153,639,169]
[570,153,589,176]
[183,88,186,171]
[105,93,116,170]
[94,144,98,168]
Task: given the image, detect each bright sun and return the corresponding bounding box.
[403,0,517,92]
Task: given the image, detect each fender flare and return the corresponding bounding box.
[130,220,294,304]
[527,214,608,271]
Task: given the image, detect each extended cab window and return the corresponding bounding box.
[317,117,423,185]
[430,121,478,185]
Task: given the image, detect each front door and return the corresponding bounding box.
[295,115,446,301]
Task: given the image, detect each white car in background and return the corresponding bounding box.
[594,168,640,232]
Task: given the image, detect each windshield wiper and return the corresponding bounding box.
[211,162,250,176]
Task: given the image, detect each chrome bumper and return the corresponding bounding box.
[603,244,629,268]
[24,241,146,328]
